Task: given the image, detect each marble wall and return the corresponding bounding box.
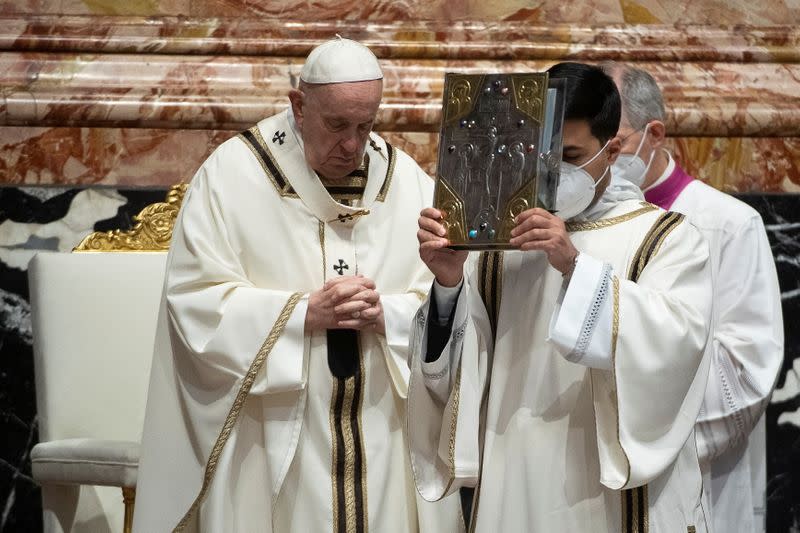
[1,0,799,531]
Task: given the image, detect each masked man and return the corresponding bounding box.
[408,62,714,532]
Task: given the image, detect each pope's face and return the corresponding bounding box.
[290,80,383,180]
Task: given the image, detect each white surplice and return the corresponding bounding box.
[407,189,714,532]
[666,172,783,533]
[133,109,462,532]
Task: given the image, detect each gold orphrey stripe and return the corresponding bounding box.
[621,486,649,533]
[627,211,685,282]
[173,292,304,532]
[329,358,368,533]
[477,251,504,341]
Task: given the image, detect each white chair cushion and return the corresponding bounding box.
[29,252,167,443]
[31,439,139,488]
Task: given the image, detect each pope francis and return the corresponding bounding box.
[133,38,462,533]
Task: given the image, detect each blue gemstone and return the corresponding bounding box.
[468,229,478,239]
[460,119,467,128]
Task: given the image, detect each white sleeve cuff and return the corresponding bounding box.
[254,294,309,394]
[548,254,613,370]
[432,279,463,325]
[381,292,423,350]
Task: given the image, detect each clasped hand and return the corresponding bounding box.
[305,275,385,334]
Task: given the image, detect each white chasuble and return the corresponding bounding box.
[408,199,714,533]
[133,110,462,533]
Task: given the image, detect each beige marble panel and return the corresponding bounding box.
[3,0,800,25]
[2,126,797,193]
[2,53,799,137]
[1,16,798,63]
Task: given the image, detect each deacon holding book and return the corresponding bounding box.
[408,62,714,532]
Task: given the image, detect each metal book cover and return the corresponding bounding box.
[433,72,567,249]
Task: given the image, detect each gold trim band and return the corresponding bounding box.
[375,141,397,202]
[610,275,632,488]
[621,485,649,533]
[477,251,504,342]
[627,211,685,282]
[238,126,298,198]
[329,336,368,533]
[319,220,327,283]
[566,203,658,233]
[173,292,304,532]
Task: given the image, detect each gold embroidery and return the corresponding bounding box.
[239,126,299,198]
[650,215,683,259]
[356,352,368,533]
[342,375,358,532]
[566,204,658,232]
[627,213,668,280]
[330,377,341,531]
[330,193,366,202]
[410,289,428,301]
[375,142,397,202]
[612,277,620,363]
[448,365,462,482]
[610,276,631,488]
[621,485,627,533]
[627,212,684,281]
[494,252,504,331]
[634,213,678,279]
[334,210,371,223]
[173,292,304,532]
[642,486,649,532]
[621,485,649,533]
[318,220,327,283]
[329,339,368,533]
[320,176,369,188]
[74,184,187,252]
[477,251,504,341]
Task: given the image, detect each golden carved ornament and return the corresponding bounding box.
[496,179,534,241]
[433,177,467,243]
[73,184,188,252]
[511,74,548,123]
[443,74,482,125]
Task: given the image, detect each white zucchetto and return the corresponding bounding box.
[300,37,383,84]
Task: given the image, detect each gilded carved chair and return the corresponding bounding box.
[28,185,186,533]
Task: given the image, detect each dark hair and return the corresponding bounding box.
[547,62,621,143]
